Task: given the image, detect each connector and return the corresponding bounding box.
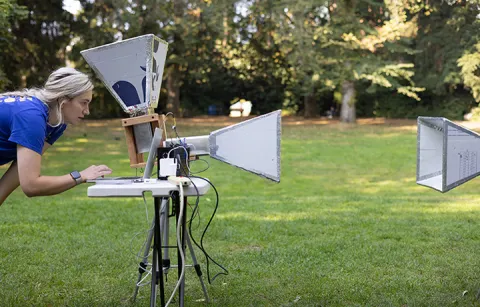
[143,178,157,183]
[168,176,191,187]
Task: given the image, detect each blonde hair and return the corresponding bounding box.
[1,67,94,127]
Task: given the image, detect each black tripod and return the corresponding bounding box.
[132,193,209,307]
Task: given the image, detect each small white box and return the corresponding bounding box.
[159,158,177,177]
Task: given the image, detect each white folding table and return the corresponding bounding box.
[88,178,210,307]
[87,178,210,198]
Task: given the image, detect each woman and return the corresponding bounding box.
[0,67,112,206]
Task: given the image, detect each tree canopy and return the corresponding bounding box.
[1,0,480,122]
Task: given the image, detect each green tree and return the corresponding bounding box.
[271,0,424,122]
[69,0,128,118]
[72,0,238,117]
[2,0,75,90]
[0,0,27,90]
[218,0,290,114]
[414,1,480,118]
[458,42,480,102]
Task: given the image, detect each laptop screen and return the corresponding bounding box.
[143,127,163,179]
[86,127,163,183]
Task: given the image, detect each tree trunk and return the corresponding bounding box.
[166,65,181,115]
[340,80,356,123]
[222,11,228,47]
[304,92,317,118]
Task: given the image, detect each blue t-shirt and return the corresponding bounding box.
[0,95,67,165]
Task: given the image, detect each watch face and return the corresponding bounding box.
[71,171,81,179]
[71,171,83,185]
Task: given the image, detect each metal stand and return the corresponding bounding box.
[132,194,209,306]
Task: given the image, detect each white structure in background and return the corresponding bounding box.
[63,0,81,14]
[229,100,252,117]
[416,116,480,193]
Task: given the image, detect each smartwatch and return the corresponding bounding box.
[70,171,83,185]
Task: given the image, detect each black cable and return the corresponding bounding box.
[186,200,201,227]
[188,176,229,283]
[165,112,182,144]
[189,158,210,174]
[173,126,182,143]
[164,112,182,146]
[175,152,190,177]
[163,130,227,282]
[179,177,220,281]
[164,123,208,176]
[173,154,201,232]
[172,157,201,238]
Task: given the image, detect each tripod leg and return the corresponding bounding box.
[161,198,170,273]
[133,218,155,302]
[150,241,158,307]
[185,232,210,303]
[151,197,167,307]
[133,198,169,302]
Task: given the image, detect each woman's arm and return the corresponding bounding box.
[0,161,20,205]
[16,144,111,197]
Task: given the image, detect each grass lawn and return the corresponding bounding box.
[1,116,480,306]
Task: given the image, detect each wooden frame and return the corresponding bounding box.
[122,114,165,168]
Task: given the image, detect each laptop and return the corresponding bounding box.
[87,127,163,184]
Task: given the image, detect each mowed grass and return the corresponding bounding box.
[1,117,480,306]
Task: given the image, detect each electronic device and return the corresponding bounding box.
[82,34,168,163]
[81,34,167,116]
[82,33,281,307]
[82,34,281,183]
[163,110,281,182]
[157,146,190,180]
[86,128,163,184]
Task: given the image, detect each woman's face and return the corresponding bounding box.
[62,90,92,125]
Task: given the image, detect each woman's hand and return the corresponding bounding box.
[79,165,112,182]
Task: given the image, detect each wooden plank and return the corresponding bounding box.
[130,162,147,168]
[130,161,158,169]
[123,125,139,165]
[122,114,160,127]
